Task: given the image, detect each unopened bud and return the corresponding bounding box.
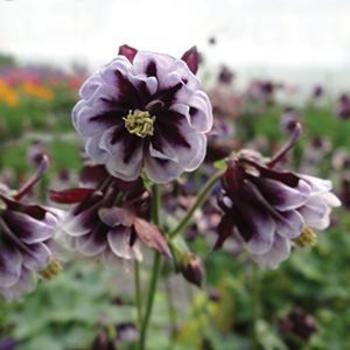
[181,253,205,288]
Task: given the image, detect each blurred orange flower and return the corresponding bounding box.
[21,81,54,101]
[0,79,19,107]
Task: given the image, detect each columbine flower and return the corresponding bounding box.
[51,165,170,263]
[0,156,59,300]
[72,45,213,183]
[216,124,341,268]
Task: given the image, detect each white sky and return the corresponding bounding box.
[1,0,350,86]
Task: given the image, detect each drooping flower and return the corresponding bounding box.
[216,124,341,268]
[51,165,170,263]
[0,156,60,300]
[72,45,213,183]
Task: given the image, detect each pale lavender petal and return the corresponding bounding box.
[22,242,51,271]
[275,210,304,239]
[79,74,103,100]
[251,235,291,269]
[0,268,35,301]
[144,155,184,183]
[107,227,138,260]
[298,195,331,230]
[76,230,107,257]
[301,175,332,194]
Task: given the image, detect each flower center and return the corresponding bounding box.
[123,110,156,138]
[39,259,63,280]
[293,226,317,247]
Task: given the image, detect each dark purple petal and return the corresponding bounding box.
[80,165,109,188]
[118,44,138,63]
[231,197,276,254]
[49,188,95,204]
[181,46,199,74]
[251,178,311,212]
[154,110,190,149]
[214,214,235,249]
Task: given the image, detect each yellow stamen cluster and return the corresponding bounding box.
[293,226,317,248]
[39,259,63,280]
[123,110,155,138]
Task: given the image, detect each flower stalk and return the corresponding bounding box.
[170,169,225,239]
[139,184,162,350]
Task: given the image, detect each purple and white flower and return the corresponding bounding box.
[51,165,170,263]
[0,157,59,300]
[216,124,341,268]
[72,45,213,183]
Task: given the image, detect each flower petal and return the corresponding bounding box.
[76,229,107,257]
[134,218,171,257]
[107,226,140,260]
[0,241,22,288]
[252,177,311,212]
[3,210,55,244]
[251,234,291,269]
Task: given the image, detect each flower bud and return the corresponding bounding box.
[180,253,205,288]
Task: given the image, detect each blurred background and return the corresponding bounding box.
[1,1,350,349]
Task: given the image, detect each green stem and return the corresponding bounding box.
[134,260,143,327]
[139,252,162,349]
[165,278,177,347]
[252,265,261,342]
[139,184,162,350]
[170,169,224,239]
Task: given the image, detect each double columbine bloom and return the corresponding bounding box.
[216,124,341,268]
[0,157,59,300]
[72,45,213,183]
[51,165,170,263]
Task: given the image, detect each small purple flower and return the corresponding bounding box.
[0,157,59,300]
[336,93,350,119]
[280,107,302,134]
[72,45,213,183]
[216,124,341,268]
[51,165,170,263]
